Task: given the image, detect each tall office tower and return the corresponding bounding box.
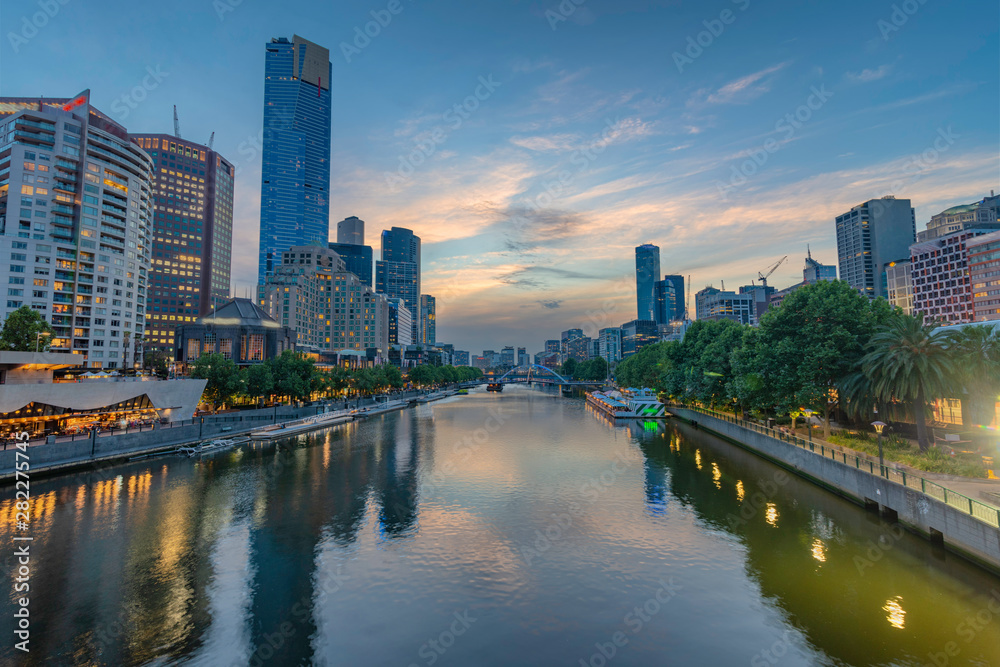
[560,328,583,356]
[337,215,364,245]
[258,35,332,282]
[419,294,436,345]
[375,226,421,342]
[653,279,675,323]
[598,327,622,364]
[132,134,234,352]
[0,91,153,369]
[517,346,529,367]
[660,274,685,321]
[802,248,837,283]
[500,346,516,367]
[328,242,373,287]
[835,197,915,299]
[386,297,412,345]
[620,320,658,358]
[635,244,661,321]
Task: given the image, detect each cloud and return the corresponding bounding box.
[537,300,563,309]
[510,133,580,152]
[845,64,893,83]
[689,62,790,106]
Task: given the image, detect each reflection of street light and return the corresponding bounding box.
[872,421,887,475]
[35,331,51,352]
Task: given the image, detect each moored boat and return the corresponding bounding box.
[586,388,668,419]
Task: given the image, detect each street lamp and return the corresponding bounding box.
[35,331,51,352]
[872,420,887,476]
[803,409,814,443]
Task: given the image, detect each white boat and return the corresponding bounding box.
[177,437,248,457]
[586,388,668,419]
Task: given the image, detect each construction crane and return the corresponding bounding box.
[208,131,215,149]
[758,256,787,288]
[172,105,181,138]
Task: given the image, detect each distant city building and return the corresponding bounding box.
[661,275,686,321]
[176,298,295,368]
[258,35,332,282]
[620,320,658,358]
[471,356,489,370]
[969,231,1000,321]
[884,260,913,316]
[517,347,529,367]
[337,215,364,245]
[738,284,774,323]
[419,294,436,345]
[918,194,1000,241]
[376,226,421,343]
[653,279,674,324]
[328,242,373,288]
[635,244,661,321]
[911,227,999,325]
[387,297,412,346]
[545,339,561,356]
[453,350,470,366]
[500,345,516,367]
[566,336,592,362]
[802,248,837,283]
[560,328,583,355]
[695,286,755,325]
[132,133,235,352]
[0,91,153,369]
[598,327,622,364]
[835,197,915,299]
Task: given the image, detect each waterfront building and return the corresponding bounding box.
[695,286,755,325]
[132,133,234,352]
[500,345,516,367]
[566,336,592,362]
[453,350,470,366]
[0,351,205,435]
[471,355,490,370]
[337,215,364,245]
[387,297,413,345]
[968,231,1000,321]
[835,196,915,299]
[635,244,660,321]
[0,91,153,369]
[884,260,914,315]
[419,294,435,345]
[560,328,583,356]
[375,226,420,343]
[620,319,658,358]
[258,35,332,282]
[175,298,295,368]
[910,227,999,325]
[598,327,622,364]
[329,242,373,288]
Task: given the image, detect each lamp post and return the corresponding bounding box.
[872,421,887,476]
[35,331,51,352]
[803,409,814,443]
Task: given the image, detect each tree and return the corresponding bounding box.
[407,364,438,386]
[190,353,244,408]
[946,324,1000,430]
[860,313,955,451]
[268,351,315,401]
[575,357,608,381]
[560,357,578,378]
[143,348,171,377]
[243,363,274,405]
[0,306,54,351]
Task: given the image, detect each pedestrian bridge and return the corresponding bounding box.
[495,365,601,387]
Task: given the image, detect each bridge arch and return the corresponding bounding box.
[497,364,570,383]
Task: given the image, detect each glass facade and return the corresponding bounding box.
[635,244,660,321]
[258,35,331,282]
[329,242,373,288]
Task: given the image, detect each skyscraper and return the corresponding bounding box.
[0,91,153,369]
[419,294,436,345]
[258,35,332,282]
[835,197,915,299]
[337,216,364,245]
[635,244,661,321]
[329,242,373,288]
[375,227,421,343]
[661,275,685,321]
[132,134,234,352]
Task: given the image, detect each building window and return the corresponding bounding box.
[220,338,232,360]
[187,339,200,361]
[248,334,264,361]
[204,333,216,354]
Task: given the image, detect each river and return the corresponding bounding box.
[3,385,999,666]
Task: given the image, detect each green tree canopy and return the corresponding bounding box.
[267,351,315,401]
[190,353,244,408]
[242,363,274,403]
[0,306,54,352]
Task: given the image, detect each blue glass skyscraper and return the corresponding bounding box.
[635,244,661,321]
[258,35,332,283]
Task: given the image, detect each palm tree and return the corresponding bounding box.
[945,324,1000,429]
[860,314,955,451]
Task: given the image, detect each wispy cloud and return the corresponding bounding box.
[845,64,893,83]
[690,62,791,107]
[510,133,580,152]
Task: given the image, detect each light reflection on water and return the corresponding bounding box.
[2,384,999,666]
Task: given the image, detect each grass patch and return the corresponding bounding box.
[828,432,989,478]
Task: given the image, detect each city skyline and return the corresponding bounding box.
[2,0,997,352]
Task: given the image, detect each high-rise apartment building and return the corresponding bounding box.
[132,134,234,351]
[911,227,998,325]
[635,244,660,321]
[598,327,622,364]
[0,91,153,369]
[337,215,364,245]
[500,345,516,367]
[419,294,436,345]
[375,226,421,343]
[258,35,332,282]
[969,231,1000,322]
[835,197,915,299]
[545,339,561,356]
[329,242,373,288]
[620,319,658,358]
[386,297,413,346]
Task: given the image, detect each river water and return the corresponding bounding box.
[3,385,1000,666]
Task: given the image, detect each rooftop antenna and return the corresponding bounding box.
[807,244,812,259]
[208,131,214,149]
[173,105,181,138]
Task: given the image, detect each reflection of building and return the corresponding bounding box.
[835,197,915,299]
[0,352,206,435]
[0,91,154,369]
[968,231,1000,321]
[176,298,295,367]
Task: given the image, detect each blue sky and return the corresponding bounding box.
[2,0,997,354]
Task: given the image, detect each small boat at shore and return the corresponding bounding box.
[487,383,504,392]
[176,436,249,457]
[586,388,668,419]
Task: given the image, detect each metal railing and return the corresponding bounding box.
[680,405,1000,529]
